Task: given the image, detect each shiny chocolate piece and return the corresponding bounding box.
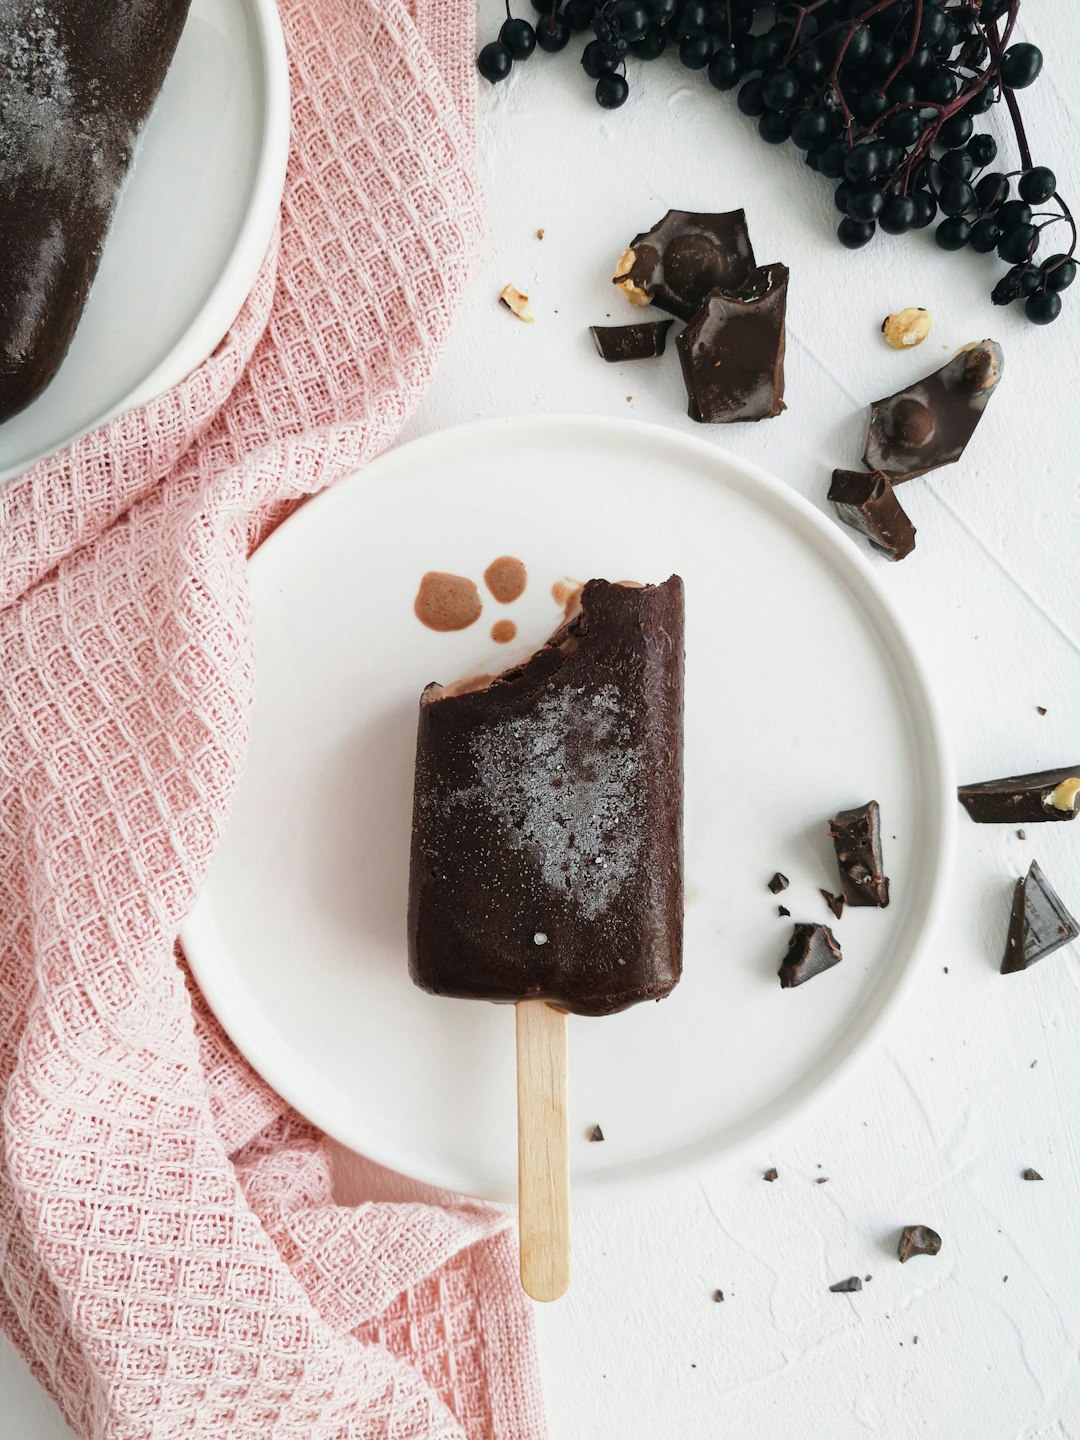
[676,263,788,424]
[0,0,193,422]
[590,319,674,362]
[408,577,684,1018]
[1022,1168,1043,1181]
[1001,860,1079,974]
[862,340,1004,482]
[778,923,842,988]
[958,765,1080,824]
[828,800,889,908]
[828,470,916,561]
[820,889,845,920]
[767,872,789,894]
[613,208,756,320]
[897,1226,942,1263]
[829,1276,863,1293]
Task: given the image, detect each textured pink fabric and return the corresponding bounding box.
[0,1,546,1436]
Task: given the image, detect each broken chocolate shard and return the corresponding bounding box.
[768,872,790,894]
[777,904,790,918]
[828,801,889,908]
[676,264,788,424]
[820,889,845,920]
[778,923,843,988]
[713,1288,725,1302]
[763,1167,779,1182]
[863,340,1003,482]
[958,765,1080,824]
[828,470,916,562]
[829,1276,862,1293]
[589,1124,605,1143]
[613,208,756,319]
[590,319,674,363]
[1001,860,1079,974]
[815,1176,829,1184]
[1037,706,1048,716]
[897,1225,942,1262]
[1022,1168,1044,1181]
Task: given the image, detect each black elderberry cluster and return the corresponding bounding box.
[477,0,1074,322]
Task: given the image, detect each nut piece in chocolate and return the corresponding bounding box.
[676,263,788,425]
[828,470,916,562]
[897,1225,942,1262]
[828,801,889,908]
[613,209,756,319]
[863,339,1004,482]
[1001,859,1079,974]
[589,320,674,363]
[778,923,842,988]
[958,766,1080,824]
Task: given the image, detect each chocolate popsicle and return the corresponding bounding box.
[408,577,684,1017]
[0,0,192,421]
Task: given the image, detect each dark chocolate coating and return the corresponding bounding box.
[863,341,1004,482]
[589,319,674,363]
[0,0,192,422]
[614,209,755,320]
[1001,860,1079,974]
[829,469,916,561]
[778,923,842,988]
[958,765,1080,824]
[675,264,788,424]
[408,578,684,1017]
[828,800,889,908]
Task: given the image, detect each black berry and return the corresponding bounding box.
[536,12,571,49]
[758,109,792,144]
[974,172,1010,210]
[966,134,997,169]
[847,184,886,222]
[885,110,922,147]
[938,113,973,149]
[707,45,742,89]
[998,223,1036,264]
[613,0,649,41]
[791,107,830,149]
[1002,43,1043,90]
[843,144,881,183]
[595,72,629,108]
[880,195,917,234]
[1019,167,1057,204]
[500,18,536,58]
[997,200,1033,230]
[478,41,513,82]
[935,216,971,250]
[564,0,595,30]
[937,177,975,216]
[762,67,799,111]
[1025,289,1062,325]
[630,24,664,59]
[679,34,712,68]
[737,78,765,117]
[582,38,618,75]
[911,191,937,229]
[938,148,974,182]
[969,217,1002,253]
[1042,254,1077,292]
[838,217,876,249]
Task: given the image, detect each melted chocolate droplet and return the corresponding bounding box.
[414,572,482,632]
[484,556,527,604]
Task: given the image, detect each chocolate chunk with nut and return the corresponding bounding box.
[676,264,788,424]
[590,319,674,363]
[612,208,756,319]
[778,923,842,988]
[897,1225,942,1262]
[958,766,1080,824]
[863,340,1003,482]
[1001,860,1079,974]
[829,470,917,562]
[829,801,889,908]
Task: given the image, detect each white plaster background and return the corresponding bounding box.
[3,2,1079,1435]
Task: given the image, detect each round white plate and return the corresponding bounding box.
[0,0,289,485]
[182,416,954,1202]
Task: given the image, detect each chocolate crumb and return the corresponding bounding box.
[1037,706,1047,715]
[589,1125,605,1143]
[1017,830,1026,840]
[820,889,845,920]
[913,1335,919,1345]
[763,1167,779,1182]
[897,1225,942,1262]
[943,966,949,973]
[536,228,545,240]
[1031,1059,1038,1068]
[829,1276,862,1293]
[713,1289,725,1303]
[1022,1167,1043,1181]
[815,1176,829,1184]
[778,905,790,917]
[768,872,789,894]
[865,1275,872,1282]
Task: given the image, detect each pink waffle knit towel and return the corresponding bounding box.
[0,1,547,1435]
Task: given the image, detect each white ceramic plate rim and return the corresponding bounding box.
[0,0,290,485]
[182,415,956,1204]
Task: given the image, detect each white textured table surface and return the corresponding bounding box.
[5,3,1080,1435]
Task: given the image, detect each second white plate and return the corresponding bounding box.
[183,415,954,1202]
[0,0,289,484]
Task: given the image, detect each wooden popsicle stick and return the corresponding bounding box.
[516,998,570,1302]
